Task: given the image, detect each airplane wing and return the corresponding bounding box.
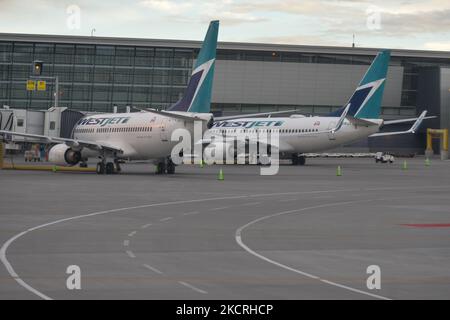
[370,111,428,138]
[132,107,212,122]
[215,110,298,121]
[0,130,123,153]
[331,103,350,133]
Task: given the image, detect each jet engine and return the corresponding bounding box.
[48,143,82,166]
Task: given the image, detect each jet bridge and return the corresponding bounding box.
[0,106,84,150]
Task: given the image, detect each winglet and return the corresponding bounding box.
[332,103,351,133]
[370,110,430,138]
[409,110,427,133]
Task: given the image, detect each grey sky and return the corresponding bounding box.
[1,0,449,50]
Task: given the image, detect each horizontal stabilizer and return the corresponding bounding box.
[346,116,379,127]
[370,111,429,137]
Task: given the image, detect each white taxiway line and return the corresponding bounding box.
[141,223,153,229]
[160,217,173,222]
[241,202,261,206]
[278,198,297,202]
[2,186,448,300]
[0,230,52,300]
[183,211,199,216]
[211,206,230,211]
[235,199,394,301]
[126,250,136,259]
[143,264,163,275]
[179,281,208,294]
[128,231,137,237]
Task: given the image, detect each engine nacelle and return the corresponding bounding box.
[48,144,82,166]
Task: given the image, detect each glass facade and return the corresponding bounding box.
[0,41,194,112]
[1,38,450,115]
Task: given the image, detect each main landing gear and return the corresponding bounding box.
[156,157,176,175]
[96,156,121,175]
[292,154,306,166]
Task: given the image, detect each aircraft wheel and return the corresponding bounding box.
[167,162,176,174]
[106,162,115,174]
[299,156,306,166]
[96,162,106,174]
[156,162,166,174]
[114,161,122,173]
[292,154,299,165]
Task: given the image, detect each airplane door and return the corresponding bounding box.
[160,119,169,142]
[327,121,336,140]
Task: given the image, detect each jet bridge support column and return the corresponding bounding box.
[426,128,448,160]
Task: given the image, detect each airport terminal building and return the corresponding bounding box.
[0,33,449,152]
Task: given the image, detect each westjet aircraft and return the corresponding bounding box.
[0,21,220,174]
[199,50,433,165]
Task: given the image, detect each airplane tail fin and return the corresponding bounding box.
[168,20,219,113]
[329,50,391,119]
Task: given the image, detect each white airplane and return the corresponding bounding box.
[1,21,220,174]
[198,50,434,165]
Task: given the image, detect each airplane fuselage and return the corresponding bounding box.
[72,112,196,160]
[209,116,383,154]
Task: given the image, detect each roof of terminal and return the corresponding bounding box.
[0,32,450,60]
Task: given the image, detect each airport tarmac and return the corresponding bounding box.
[0,157,449,300]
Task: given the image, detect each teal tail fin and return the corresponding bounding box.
[328,50,391,119]
[168,20,219,113]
